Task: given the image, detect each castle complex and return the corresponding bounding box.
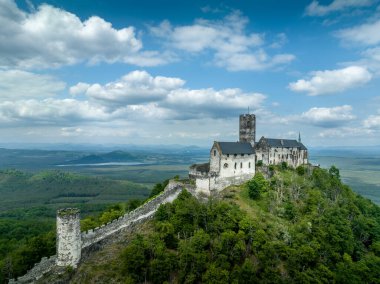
[189,113,308,194]
[11,113,308,283]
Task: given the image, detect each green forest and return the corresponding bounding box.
[0,169,153,283]
[73,165,380,283]
[2,165,380,283]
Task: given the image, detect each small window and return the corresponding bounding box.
[234,163,237,169]
[234,154,237,158]
[214,150,216,156]
[227,154,229,158]
[240,162,243,168]
[224,163,228,168]
[249,162,251,168]
[241,154,244,157]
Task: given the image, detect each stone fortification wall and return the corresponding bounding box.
[194,173,254,195]
[81,181,183,248]
[8,256,56,284]
[9,180,184,284]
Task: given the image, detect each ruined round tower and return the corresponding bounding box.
[56,208,81,267]
[239,113,256,145]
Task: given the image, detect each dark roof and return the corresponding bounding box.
[216,142,255,155]
[260,138,307,150]
[190,162,210,172]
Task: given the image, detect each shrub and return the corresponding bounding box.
[281,162,288,170]
[329,165,340,180]
[296,166,305,176]
[247,173,268,200]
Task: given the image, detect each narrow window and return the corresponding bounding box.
[249,162,251,168]
[240,162,243,168]
[214,150,216,156]
[234,163,237,169]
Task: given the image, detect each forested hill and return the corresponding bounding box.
[61,165,380,283]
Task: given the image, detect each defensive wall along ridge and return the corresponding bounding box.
[9,180,187,284]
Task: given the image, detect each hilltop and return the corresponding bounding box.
[39,165,380,283]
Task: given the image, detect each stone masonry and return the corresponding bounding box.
[9,181,185,284]
[56,208,81,268]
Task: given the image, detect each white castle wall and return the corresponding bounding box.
[256,147,308,168]
[193,153,256,194]
[218,154,255,178]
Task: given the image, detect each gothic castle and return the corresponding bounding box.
[189,113,308,194]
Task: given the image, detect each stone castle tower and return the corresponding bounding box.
[239,113,256,145]
[56,208,81,267]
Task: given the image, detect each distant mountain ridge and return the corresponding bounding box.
[65,151,138,164]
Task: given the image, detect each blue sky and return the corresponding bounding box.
[1,0,380,147]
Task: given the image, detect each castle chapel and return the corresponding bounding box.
[189,113,308,194]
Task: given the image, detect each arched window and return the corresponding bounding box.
[234,163,237,169]
[214,150,216,156]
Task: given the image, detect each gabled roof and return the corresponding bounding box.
[258,137,307,150]
[214,142,255,155]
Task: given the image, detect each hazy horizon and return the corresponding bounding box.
[1,0,380,146]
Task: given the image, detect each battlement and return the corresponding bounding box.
[10,180,186,283]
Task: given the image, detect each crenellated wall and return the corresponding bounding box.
[9,180,185,284]
[81,181,183,248]
[8,256,56,284]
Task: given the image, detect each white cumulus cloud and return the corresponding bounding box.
[305,0,374,16]
[0,69,66,99]
[300,105,355,127]
[0,99,113,125]
[165,88,265,118]
[288,66,372,96]
[71,70,266,119]
[363,112,380,129]
[0,0,168,69]
[318,127,373,138]
[70,70,185,105]
[150,11,294,71]
[336,19,380,46]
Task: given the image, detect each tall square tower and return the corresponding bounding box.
[239,114,256,145]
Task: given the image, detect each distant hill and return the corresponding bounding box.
[65,151,138,165]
